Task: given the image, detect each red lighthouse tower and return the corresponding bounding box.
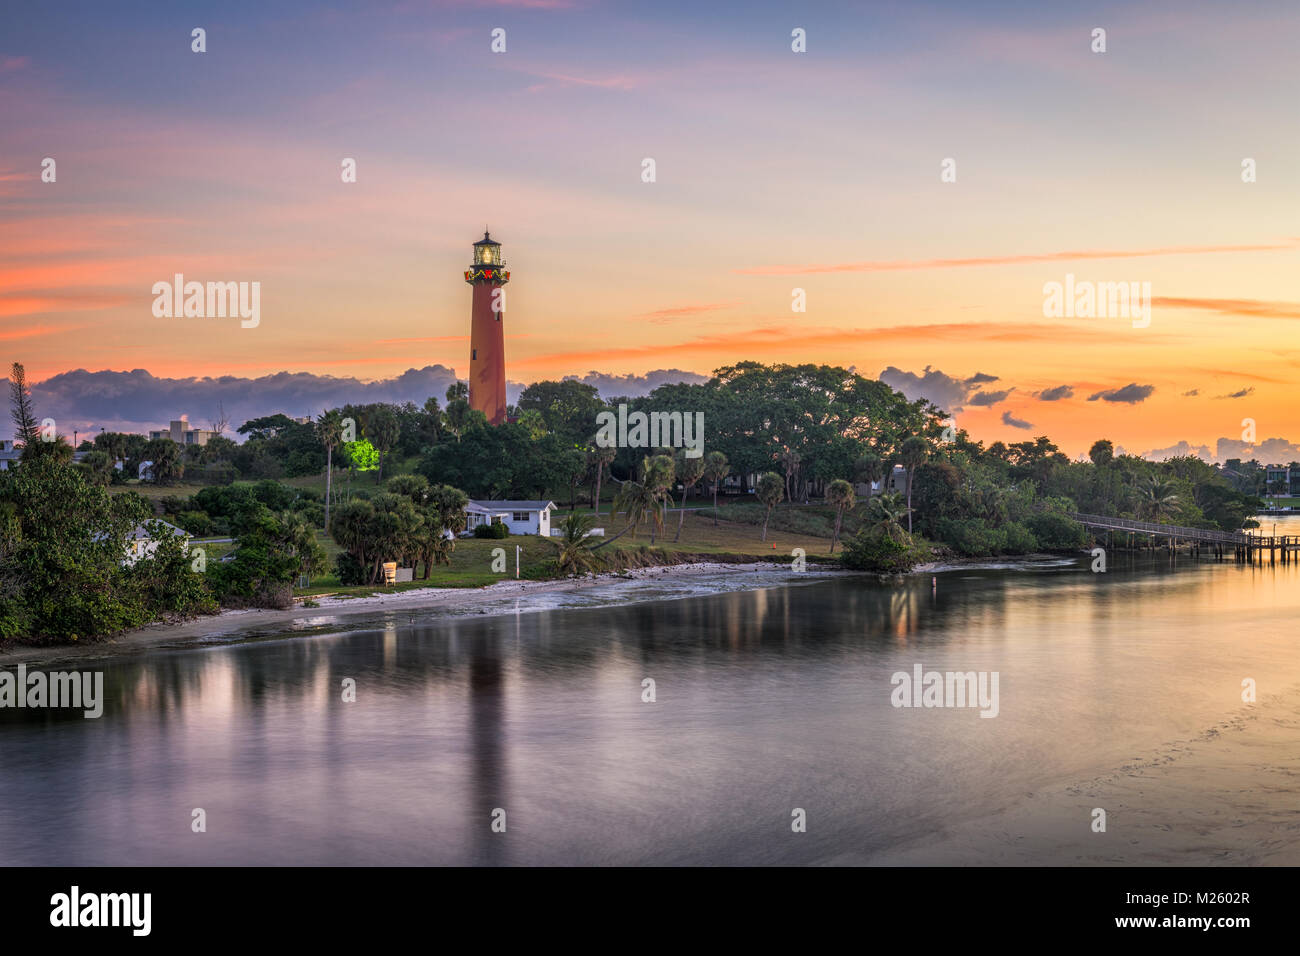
[465,230,509,426]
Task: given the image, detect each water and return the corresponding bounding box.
[2,518,1298,866]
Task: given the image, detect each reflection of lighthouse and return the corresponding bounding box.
[465,230,509,425]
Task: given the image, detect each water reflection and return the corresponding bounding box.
[2,537,1298,865]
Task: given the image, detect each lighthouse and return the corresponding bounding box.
[465,230,509,426]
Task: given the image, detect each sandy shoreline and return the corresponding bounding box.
[0,552,1085,667]
[0,561,845,666]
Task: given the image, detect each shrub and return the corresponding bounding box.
[473,522,509,539]
[1025,512,1086,550]
[842,529,923,573]
[1001,521,1038,554]
[935,517,1006,556]
[335,551,367,586]
[175,510,214,536]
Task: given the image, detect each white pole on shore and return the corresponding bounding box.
[516,544,521,580]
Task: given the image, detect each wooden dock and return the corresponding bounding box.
[1070,512,1300,563]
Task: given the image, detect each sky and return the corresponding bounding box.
[2,0,1298,459]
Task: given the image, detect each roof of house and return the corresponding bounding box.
[467,500,556,512]
[128,520,190,540]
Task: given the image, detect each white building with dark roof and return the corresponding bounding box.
[465,500,556,536]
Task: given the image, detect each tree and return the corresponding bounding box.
[329,498,376,577]
[554,512,601,576]
[0,456,156,640]
[517,380,605,447]
[560,447,587,510]
[8,362,39,449]
[703,451,730,526]
[209,506,306,607]
[1089,439,1115,467]
[142,437,184,485]
[898,436,928,534]
[443,398,471,443]
[756,471,784,542]
[826,478,856,553]
[79,450,115,486]
[368,492,421,581]
[317,409,345,530]
[854,453,884,493]
[363,404,400,484]
[209,401,230,436]
[867,492,911,543]
[1139,476,1180,521]
[420,484,469,576]
[673,450,707,542]
[586,445,616,516]
[384,473,458,579]
[419,396,443,447]
[278,510,328,582]
[610,454,674,545]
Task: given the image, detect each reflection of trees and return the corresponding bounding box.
[3,577,1024,735]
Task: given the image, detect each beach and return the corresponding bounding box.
[0,560,841,666]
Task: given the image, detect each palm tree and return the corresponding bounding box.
[644,454,675,544]
[586,445,616,516]
[317,409,345,531]
[610,455,674,544]
[756,471,784,542]
[868,492,910,543]
[1140,476,1180,521]
[898,436,928,535]
[854,452,884,495]
[703,450,730,526]
[673,450,707,542]
[555,512,602,576]
[826,478,855,553]
[142,437,183,484]
[779,447,801,503]
[278,510,327,583]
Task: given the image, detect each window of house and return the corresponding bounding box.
[472,349,477,360]
[512,512,530,522]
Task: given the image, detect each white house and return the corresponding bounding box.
[123,520,191,565]
[855,464,907,500]
[464,500,556,536]
[92,519,190,565]
[0,439,19,471]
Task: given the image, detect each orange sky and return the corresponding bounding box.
[2,1,1298,458]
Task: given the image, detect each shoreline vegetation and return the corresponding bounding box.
[2,360,1266,648]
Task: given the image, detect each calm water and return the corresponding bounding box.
[3,517,1298,866]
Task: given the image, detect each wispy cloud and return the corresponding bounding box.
[638,301,740,323]
[1035,385,1073,401]
[970,388,1014,406]
[1001,410,1033,429]
[735,242,1298,277]
[1088,384,1155,404]
[1151,297,1300,320]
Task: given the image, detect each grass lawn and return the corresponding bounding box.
[297,534,563,598]
[116,471,854,602]
[295,505,845,602]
